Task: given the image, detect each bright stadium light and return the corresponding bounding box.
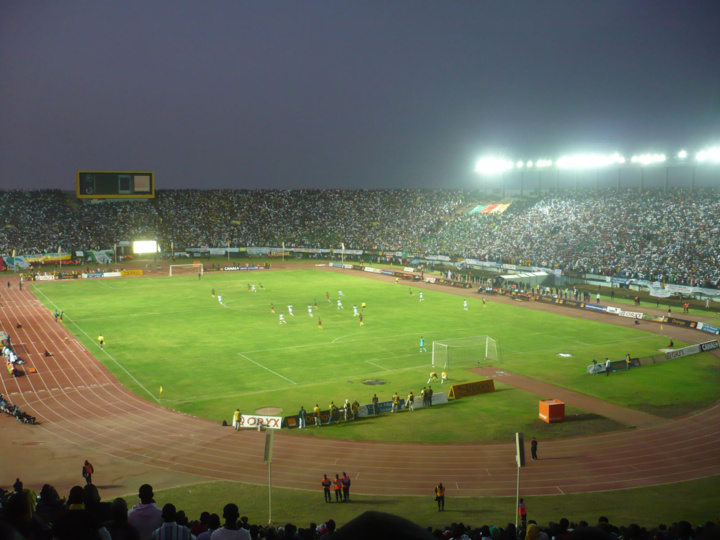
[133,240,158,254]
[475,157,514,174]
[535,159,553,168]
[696,146,720,163]
[631,153,666,165]
[556,153,625,169]
[677,150,688,160]
[516,161,524,169]
[526,161,533,168]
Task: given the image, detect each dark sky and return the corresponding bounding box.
[1,1,719,190]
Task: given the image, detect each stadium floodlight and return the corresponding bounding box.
[475,157,514,174]
[630,153,666,165]
[526,161,533,168]
[696,146,720,163]
[535,159,553,168]
[556,153,625,169]
[516,161,524,169]
[677,150,688,160]
[133,240,158,254]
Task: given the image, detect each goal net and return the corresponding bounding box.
[432,336,500,369]
[169,263,204,277]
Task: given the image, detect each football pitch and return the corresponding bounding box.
[31,268,720,444]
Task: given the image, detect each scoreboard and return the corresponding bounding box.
[76,171,155,199]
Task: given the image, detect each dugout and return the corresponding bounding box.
[497,271,549,289]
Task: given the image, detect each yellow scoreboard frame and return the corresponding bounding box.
[76,171,155,199]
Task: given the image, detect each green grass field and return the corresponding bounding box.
[32,268,720,443]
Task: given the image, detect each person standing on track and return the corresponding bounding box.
[341,472,351,501]
[98,335,105,350]
[82,460,94,485]
[334,474,343,502]
[321,474,332,502]
[434,483,445,511]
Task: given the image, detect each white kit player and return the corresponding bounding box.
[463,300,468,311]
[279,314,286,324]
[218,295,223,305]
[308,305,313,317]
[337,299,344,310]
[419,292,424,302]
[353,305,359,317]
[288,305,294,316]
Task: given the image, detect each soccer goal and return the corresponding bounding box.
[432,336,500,369]
[169,263,204,277]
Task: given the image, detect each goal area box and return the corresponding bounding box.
[432,336,500,369]
[169,263,204,277]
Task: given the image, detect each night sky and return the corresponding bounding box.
[1,1,719,190]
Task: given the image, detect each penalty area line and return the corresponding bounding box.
[237,353,297,385]
[365,360,390,371]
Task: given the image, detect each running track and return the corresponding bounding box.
[1,274,720,498]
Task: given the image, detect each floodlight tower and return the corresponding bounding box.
[535,160,552,195]
[475,157,514,198]
[695,146,720,190]
[631,153,666,190]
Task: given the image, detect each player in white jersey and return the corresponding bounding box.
[288,305,294,316]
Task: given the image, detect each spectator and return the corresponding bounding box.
[151,503,194,540]
[128,484,164,540]
[211,503,249,540]
[104,497,141,540]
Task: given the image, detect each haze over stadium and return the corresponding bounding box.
[1,1,720,190]
[3,1,720,538]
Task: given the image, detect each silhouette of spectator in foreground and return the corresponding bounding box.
[128,484,163,540]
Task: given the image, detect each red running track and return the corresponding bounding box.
[1,277,720,498]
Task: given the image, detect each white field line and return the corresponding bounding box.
[364,360,390,371]
[237,352,297,385]
[31,286,160,403]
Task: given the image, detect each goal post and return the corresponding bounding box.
[431,336,500,369]
[169,263,204,277]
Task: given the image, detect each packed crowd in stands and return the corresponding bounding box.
[1,188,719,287]
[154,189,466,250]
[423,189,720,288]
[1,479,717,540]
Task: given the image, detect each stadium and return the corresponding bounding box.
[2,171,720,536]
[3,2,720,537]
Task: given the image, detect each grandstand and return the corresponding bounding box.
[1,188,719,288]
[2,187,720,536]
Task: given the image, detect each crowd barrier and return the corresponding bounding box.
[282,393,449,428]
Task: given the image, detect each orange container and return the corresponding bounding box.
[539,399,565,423]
